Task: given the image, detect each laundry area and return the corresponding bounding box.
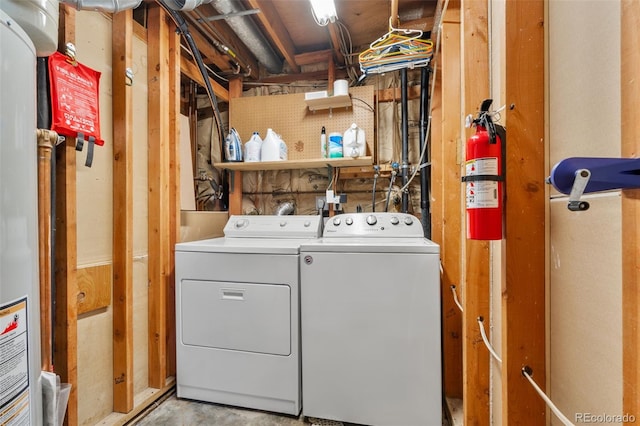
[0,0,638,425]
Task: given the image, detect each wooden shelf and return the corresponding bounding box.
[304,94,352,111]
[214,156,372,171]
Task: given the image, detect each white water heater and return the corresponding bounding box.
[0,3,56,422]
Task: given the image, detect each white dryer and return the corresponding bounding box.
[174,215,322,416]
[299,212,441,426]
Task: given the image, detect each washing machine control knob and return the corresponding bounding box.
[332,217,341,226]
[304,221,311,227]
[404,216,414,225]
[366,215,377,225]
[280,221,287,227]
[345,217,353,226]
[234,219,248,229]
[390,216,400,225]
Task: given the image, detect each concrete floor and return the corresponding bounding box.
[131,393,451,426]
[132,394,306,426]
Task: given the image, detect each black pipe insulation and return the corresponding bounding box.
[401,68,409,213]
[158,1,226,162]
[419,67,432,238]
[37,58,51,129]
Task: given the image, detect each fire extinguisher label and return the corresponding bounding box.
[465,157,499,208]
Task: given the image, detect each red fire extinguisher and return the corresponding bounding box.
[462,99,506,240]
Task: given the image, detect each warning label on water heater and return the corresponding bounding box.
[0,297,30,425]
[465,157,499,209]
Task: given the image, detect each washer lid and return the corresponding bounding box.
[299,237,440,254]
[176,237,316,254]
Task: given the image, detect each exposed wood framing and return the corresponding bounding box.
[327,23,345,66]
[258,70,347,84]
[167,18,181,378]
[295,49,332,66]
[227,77,244,215]
[133,19,147,42]
[185,25,236,72]
[327,55,335,89]
[54,5,78,425]
[245,0,300,73]
[180,57,229,102]
[461,0,491,423]
[184,10,259,80]
[96,378,176,426]
[621,0,640,419]
[436,15,463,399]
[37,129,56,372]
[502,0,546,423]
[112,9,134,413]
[147,5,171,389]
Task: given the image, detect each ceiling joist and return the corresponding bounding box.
[245,0,301,73]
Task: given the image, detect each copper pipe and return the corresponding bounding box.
[37,128,57,372]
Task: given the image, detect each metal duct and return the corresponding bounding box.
[212,0,283,74]
[61,0,143,13]
[63,0,215,12]
[275,201,296,216]
[163,0,213,11]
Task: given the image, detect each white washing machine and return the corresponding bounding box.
[300,212,441,426]
[174,215,322,416]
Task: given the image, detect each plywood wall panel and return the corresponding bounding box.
[77,308,113,425]
[75,11,113,265]
[74,11,115,425]
[548,1,621,166]
[548,1,623,422]
[133,259,149,395]
[549,194,622,422]
[133,35,149,256]
[132,20,151,403]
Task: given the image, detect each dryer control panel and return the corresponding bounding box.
[323,213,423,237]
[224,215,323,238]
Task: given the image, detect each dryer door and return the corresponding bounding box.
[181,280,291,356]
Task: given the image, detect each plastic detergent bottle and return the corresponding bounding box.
[328,132,343,158]
[224,128,243,162]
[261,128,281,161]
[342,123,366,158]
[244,132,262,162]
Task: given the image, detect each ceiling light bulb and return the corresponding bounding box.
[309,0,337,26]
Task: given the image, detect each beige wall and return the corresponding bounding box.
[548,1,622,424]
[490,0,506,423]
[75,11,115,425]
[74,11,152,425]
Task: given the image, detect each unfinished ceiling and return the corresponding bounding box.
[171,0,438,85]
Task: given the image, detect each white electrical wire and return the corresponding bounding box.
[477,317,502,364]
[522,368,576,426]
[450,285,463,312]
